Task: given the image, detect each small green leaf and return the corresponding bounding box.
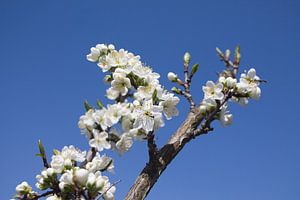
[96,99,103,109]
[190,64,199,77]
[84,100,92,111]
[53,149,60,155]
[171,87,181,94]
[38,140,45,156]
[35,153,42,157]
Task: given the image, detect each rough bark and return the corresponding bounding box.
[125,107,205,200]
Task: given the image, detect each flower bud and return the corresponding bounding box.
[183,52,191,64]
[226,77,237,88]
[47,168,55,176]
[74,168,89,186]
[16,181,32,194]
[199,105,207,115]
[167,72,178,82]
[64,158,72,167]
[87,173,96,186]
[171,87,181,94]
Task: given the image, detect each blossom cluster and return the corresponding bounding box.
[80,44,180,154]
[198,68,261,126]
[13,146,115,200]
[13,44,263,200]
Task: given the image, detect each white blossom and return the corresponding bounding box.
[15,181,34,197]
[74,168,89,186]
[116,133,133,154]
[159,93,180,120]
[219,104,233,127]
[106,49,129,69]
[107,68,132,100]
[50,146,86,173]
[219,76,237,88]
[89,130,111,151]
[202,80,224,100]
[133,100,164,132]
[78,109,95,136]
[86,153,114,173]
[59,170,74,191]
[238,68,261,100]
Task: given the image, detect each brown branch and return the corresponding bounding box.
[146,131,159,163]
[125,76,236,200]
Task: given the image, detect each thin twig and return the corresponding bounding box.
[97,180,121,200]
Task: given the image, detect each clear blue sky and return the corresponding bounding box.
[1,0,299,199]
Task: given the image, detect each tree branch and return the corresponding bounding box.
[125,89,234,200]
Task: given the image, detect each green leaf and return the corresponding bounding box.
[190,64,199,77]
[53,149,60,155]
[38,140,45,156]
[84,100,92,111]
[35,153,42,157]
[171,87,181,94]
[96,99,103,109]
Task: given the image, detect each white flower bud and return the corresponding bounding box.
[167,72,178,82]
[16,181,32,194]
[74,168,89,186]
[87,173,96,186]
[199,105,207,115]
[183,52,191,64]
[226,77,237,88]
[41,170,48,178]
[47,168,55,176]
[250,87,261,100]
[108,44,115,50]
[64,158,72,167]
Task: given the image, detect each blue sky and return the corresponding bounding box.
[1,0,299,199]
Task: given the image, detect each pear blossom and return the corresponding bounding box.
[159,93,180,120]
[133,100,164,132]
[238,68,261,100]
[107,69,131,100]
[78,109,95,136]
[86,44,115,63]
[219,76,237,88]
[202,80,224,100]
[219,104,233,126]
[106,49,129,69]
[116,133,133,154]
[134,79,160,100]
[59,170,74,190]
[15,181,35,198]
[50,146,86,173]
[74,168,89,186]
[132,64,160,80]
[93,108,110,130]
[89,130,111,151]
[86,153,114,173]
